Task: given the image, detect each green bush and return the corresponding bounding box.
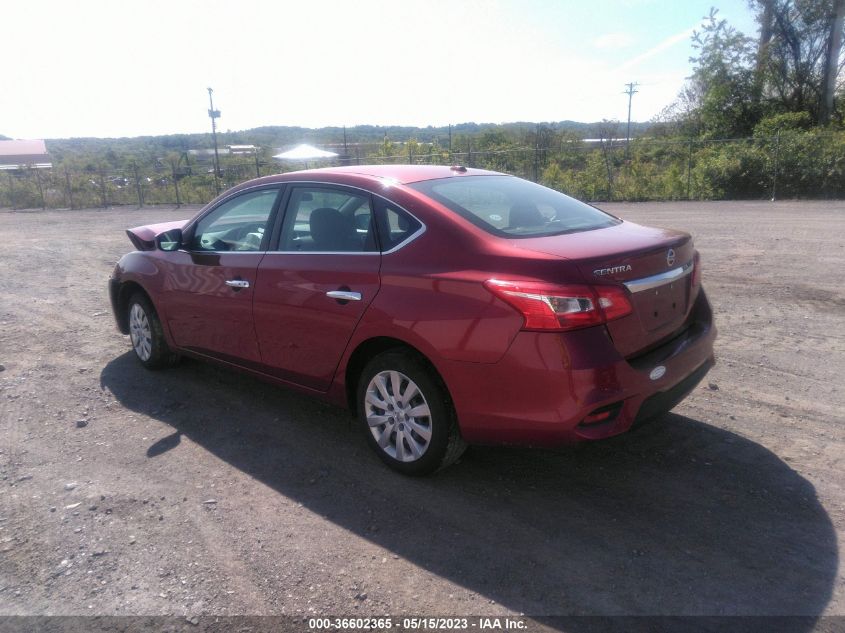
[754,112,814,138]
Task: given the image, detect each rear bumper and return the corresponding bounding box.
[634,356,713,425]
[442,289,716,446]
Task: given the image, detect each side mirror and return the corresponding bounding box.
[156,228,183,252]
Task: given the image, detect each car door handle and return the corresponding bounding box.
[326,290,362,301]
[225,279,250,289]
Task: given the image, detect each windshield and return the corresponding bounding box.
[410,175,619,238]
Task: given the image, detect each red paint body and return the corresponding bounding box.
[110,166,716,446]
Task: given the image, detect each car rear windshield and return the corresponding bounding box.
[409,175,619,238]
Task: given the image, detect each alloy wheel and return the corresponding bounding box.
[364,370,432,462]
[129,303,152,361]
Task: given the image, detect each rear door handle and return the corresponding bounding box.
[225,279,250,289]
[326,290,362,301]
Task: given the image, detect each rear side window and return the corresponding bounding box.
[409,175,619,238]
[374,199,422,251]
[278,186,376,252]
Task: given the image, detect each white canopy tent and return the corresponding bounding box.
[272,144,338,161]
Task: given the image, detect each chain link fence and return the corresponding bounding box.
[2,132,843,210]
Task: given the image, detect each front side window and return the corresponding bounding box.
[191,188,279,251]
[409,175,619,238]
[278,187,376,252]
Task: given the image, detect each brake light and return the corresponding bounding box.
[484,279,632,331]
[691,250,701,288]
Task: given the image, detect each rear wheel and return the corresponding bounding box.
[127,292,178,370]
[357,350,465,475]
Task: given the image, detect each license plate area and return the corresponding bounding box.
[635,279,689,331]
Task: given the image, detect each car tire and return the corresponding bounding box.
[127,292,179,370]
[357,350,466,475]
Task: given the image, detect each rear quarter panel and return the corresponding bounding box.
[331,184,589,402]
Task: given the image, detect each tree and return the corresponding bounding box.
[667,3,845,133]
[821,0,845,123]
[752,0,845,123]
[688,9,759,137]
[754,0,777,103]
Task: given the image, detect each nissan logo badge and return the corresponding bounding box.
[666,248,676,267]
[649,365,666,381]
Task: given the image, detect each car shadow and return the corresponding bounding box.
[100,352,837,624]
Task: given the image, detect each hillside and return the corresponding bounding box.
[37,120,653,162]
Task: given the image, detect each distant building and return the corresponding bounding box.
[0,139,52,170]
[187,145,257,159]
[187,148,230,157]
[227,144,258,155]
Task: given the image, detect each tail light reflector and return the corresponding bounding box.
[579,402,622,426]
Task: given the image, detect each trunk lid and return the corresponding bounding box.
[514,221,696,357]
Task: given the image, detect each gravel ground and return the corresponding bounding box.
[0,200,843,628]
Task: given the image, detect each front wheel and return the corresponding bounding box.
[357,350,466,475]
[127,292,179,370]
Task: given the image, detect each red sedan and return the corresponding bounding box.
[109,165,715,474]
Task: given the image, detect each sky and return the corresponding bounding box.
[1,0,759,139]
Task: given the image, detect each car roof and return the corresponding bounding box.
[277,164,505,184]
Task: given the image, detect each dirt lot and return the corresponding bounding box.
[0,200,843,627]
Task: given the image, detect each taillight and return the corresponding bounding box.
[691,250,701,288]
[484,279,633,332]
[595,285,632,321]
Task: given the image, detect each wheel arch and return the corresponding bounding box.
[343,336,453,416]
[115,280,153,334]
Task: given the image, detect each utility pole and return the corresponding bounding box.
[771,130,780,201]
[35,168,45,209]
[65,168,74,209]
[207,87,222,195]
[624,82,639,158]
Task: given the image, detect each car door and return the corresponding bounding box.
[252,184,381,390]
[159,186,282,364]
